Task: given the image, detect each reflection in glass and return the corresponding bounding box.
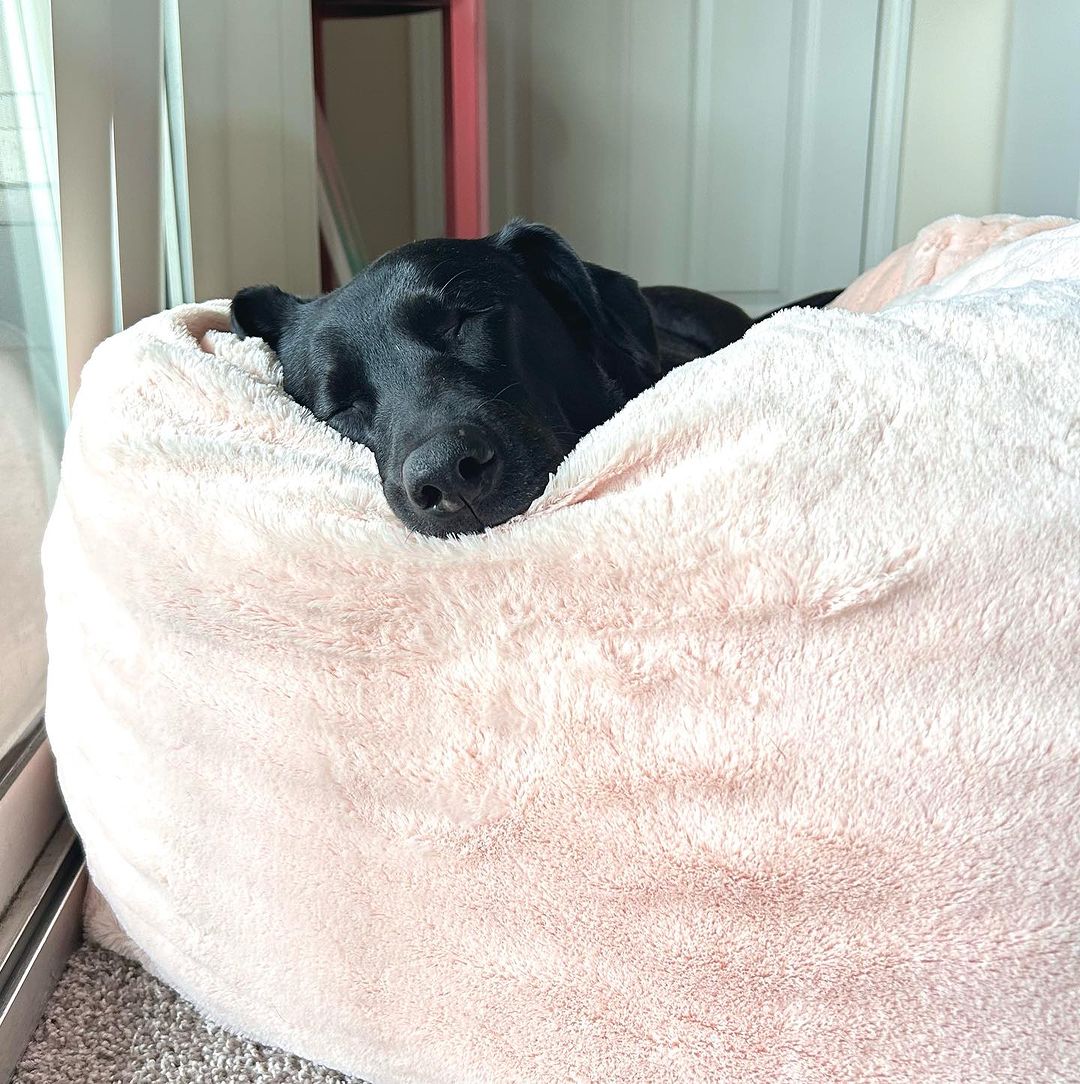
[0,0,67,757]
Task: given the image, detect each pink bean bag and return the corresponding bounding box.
[45,217,1080,1083]
[830,212,1074,312]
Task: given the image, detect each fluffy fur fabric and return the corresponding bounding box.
[829,212,1075,313]
[44,218,1080,1083]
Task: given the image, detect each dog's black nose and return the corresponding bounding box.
[402,426,499,516]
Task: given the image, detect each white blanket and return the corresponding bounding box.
[44,220,1080,1083]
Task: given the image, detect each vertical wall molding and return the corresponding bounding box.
[277,0,319,292]
[51,0,116,392]
[781,0,880,301]
[180,0,318,300]
[486,0,532,225]
[861,0,913,268]
[778,0,820,302]
[408,11,446,238]
[110,0,163,325]
[614,0,633,271]
[685,0,713,285]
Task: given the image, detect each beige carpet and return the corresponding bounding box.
[14,944,368,1083]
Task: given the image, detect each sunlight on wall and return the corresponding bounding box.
[895,0,1013,247]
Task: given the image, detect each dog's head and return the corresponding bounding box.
[230,220,661,537]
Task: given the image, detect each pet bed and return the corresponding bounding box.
[43,216,1080,1083]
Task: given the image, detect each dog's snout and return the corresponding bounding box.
[402,426,499,517]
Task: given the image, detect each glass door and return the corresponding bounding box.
[0,0,66,764]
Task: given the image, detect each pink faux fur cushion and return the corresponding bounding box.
[830,212,1075,312]
[44,222,1080,1083]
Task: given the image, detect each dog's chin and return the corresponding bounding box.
[386,470,553,538]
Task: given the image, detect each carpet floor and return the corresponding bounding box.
[14,944,368,1083]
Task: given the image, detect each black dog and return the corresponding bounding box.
[231,219,838,537]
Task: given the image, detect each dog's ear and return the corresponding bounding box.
[231,285,335,415]
[582,259,662,387]
[230,285,301,353]
[493,219,661,397]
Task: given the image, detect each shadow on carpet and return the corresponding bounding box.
[14,944,368,1083]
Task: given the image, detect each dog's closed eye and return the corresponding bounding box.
[399,295,497,347]
[331,397,372,418]
[448,307,500,340]
[441,309,471,341]
[325,399,374,444]
[396,296,463,345]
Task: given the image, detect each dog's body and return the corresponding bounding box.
[231,221,839,536]
[642,285,754,370]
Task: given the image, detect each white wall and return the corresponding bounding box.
[487,0,878,310]
[488,0,1078,283]
[894,0,1013,247]
[999,0,1080,220]
[895,0,1080,246]
[322,1,1078,279]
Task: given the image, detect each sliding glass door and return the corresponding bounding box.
[0,4,76,1073]
[1,0,318,1070]
[0,0,66,765]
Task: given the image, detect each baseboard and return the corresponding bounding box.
[0,821,85,1082]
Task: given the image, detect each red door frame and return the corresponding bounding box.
[312,0,489,249]
[440,0,488,239]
